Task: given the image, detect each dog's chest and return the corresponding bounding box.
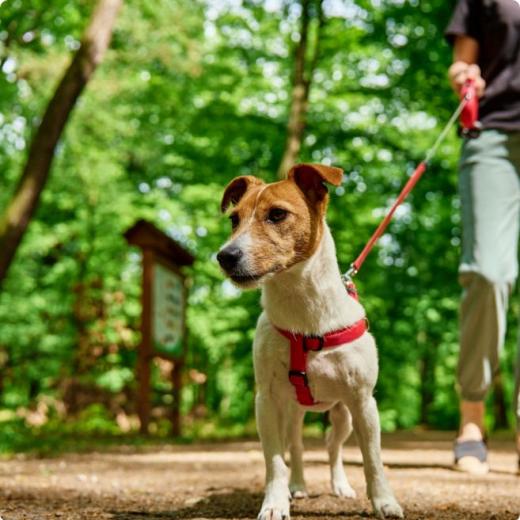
[305,348,360,398]
[257,337,363,399]
[253,312,378,403]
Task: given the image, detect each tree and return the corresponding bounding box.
[1,0,516,441]
[277,0,324,179]
[0,0,122,287]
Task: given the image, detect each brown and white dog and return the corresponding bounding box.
[217,163,403,520]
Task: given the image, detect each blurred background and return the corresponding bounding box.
[0,0,517,454]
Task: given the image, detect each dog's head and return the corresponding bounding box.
[217,163,343,288]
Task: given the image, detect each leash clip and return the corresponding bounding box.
[342,264,360,301]
[342,263,357,286]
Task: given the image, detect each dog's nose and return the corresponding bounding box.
[217,246,243,272]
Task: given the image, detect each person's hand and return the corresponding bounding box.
[448,61,486,97]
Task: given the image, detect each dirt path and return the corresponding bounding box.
[0,432,518,520]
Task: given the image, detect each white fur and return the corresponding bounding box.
[253,223,403,520]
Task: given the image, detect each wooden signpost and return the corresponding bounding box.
[124,219,194,435]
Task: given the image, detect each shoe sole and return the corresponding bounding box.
[453,456,489,476]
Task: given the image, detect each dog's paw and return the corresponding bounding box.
[331,478,356,498]
[257,506,290,520]
[289,482,308,499]
[371,495,404,519]
[259,482,291,520]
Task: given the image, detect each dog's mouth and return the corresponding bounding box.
[229,266,282,286]
[230,272,265,284]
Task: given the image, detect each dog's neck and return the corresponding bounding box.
[261,224,365,335]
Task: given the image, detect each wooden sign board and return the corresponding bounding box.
[152,260,186,358]
[124,220,194,435]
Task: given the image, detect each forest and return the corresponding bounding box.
[0,0,517,453]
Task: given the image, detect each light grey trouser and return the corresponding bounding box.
[457,129,520,428]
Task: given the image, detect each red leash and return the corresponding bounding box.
[279,81,480,407]
[343,79,480,281]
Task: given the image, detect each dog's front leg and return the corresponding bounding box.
[348,395,403,519]
[287,404,307,498]
[256,391,291,520]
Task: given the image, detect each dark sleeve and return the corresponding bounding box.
[445,0,481,45]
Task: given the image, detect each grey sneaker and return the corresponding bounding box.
[453,439,489,475]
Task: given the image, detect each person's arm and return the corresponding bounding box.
[448,35,486,97]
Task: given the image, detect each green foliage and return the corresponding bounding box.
[0,0,517,452]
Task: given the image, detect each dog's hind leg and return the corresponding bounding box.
[256,391,291,520]
[326,402,356,498]
[287,405,307,498]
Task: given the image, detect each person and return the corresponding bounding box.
[445,0,520,474]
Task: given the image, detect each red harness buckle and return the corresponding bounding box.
[288,370,309,386]
[302,335,324,352]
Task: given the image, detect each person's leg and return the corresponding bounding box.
[515,341,520,470]
[458,400,485,441]
[456,130,520,471]
[458,274,510,440]
[507,132,520,467]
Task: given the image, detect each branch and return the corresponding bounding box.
[0,0,123,287]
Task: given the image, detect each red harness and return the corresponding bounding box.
[274,282,368,406]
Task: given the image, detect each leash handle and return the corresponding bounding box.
[460,79,481,136]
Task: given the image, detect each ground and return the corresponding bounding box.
[0,431,518,520]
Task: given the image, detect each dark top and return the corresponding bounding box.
[445,0,520,131]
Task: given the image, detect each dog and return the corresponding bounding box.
[217,163,403,520]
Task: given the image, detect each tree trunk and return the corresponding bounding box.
[416,328,437,425]
[492,371,509,430]
[0,0,122,288]
[277,0,324,179]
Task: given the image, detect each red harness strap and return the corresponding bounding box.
[275,315,368,406]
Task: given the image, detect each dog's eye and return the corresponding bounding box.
[229,213,240,229]
[267,208,288,223]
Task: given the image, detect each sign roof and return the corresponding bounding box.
[124,219,195,266]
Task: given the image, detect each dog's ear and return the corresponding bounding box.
[288,163,343,203]
[221,176,264,213]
